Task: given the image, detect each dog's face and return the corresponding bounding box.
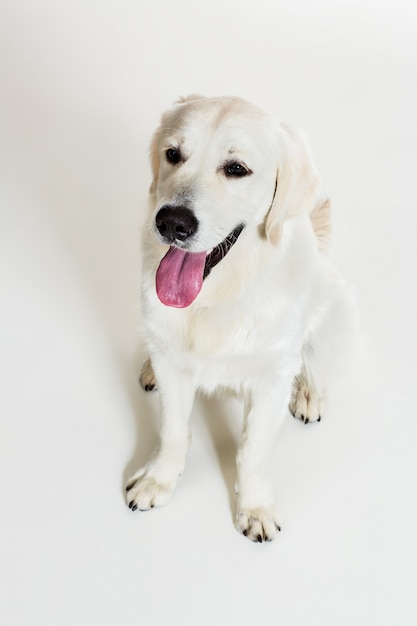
[151,96,279,253]
[148,96,320,308]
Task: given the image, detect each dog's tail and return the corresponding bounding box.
[310,197,332,251]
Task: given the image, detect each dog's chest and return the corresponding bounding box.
[187,307,262,355]
[149,296,301,392]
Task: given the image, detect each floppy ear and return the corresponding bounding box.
[149,125,163,195]
[265,123,321,245]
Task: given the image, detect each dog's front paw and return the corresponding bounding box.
[126,464,179,511]
[289,380,324,424]
[235,507,281,543]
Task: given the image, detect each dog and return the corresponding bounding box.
[126,95,357,542]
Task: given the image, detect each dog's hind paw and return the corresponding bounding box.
[139,358,157,392]
[289,378,324,424]
[235,508,281,543]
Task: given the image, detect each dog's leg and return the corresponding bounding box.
[290,284,358,424]
[235,374,294,542]
[126,359,195,511]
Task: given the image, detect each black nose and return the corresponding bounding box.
[155,205,199,243]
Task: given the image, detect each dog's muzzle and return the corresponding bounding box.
[155,211,245,309]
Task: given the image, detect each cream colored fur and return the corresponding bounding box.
[126,95,357,542]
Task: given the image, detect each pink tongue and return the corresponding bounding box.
[156,247,207,308]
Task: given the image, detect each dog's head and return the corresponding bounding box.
[147,95,325,308]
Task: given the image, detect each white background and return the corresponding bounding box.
[1,0,416,624]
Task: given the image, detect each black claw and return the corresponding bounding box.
[277,526,281,532]
[126,482,135,492]
[243,529,248,536]
[144,384,155,392]
[257,534,263,543]
[304,418,310,424]
[128,501,138,511]
[317,416,321,422]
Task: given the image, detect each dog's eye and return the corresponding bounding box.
[166,147,181,164]
[224,162,251,178]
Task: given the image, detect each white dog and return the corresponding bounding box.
[126,95,357,542]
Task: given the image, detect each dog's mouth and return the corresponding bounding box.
[156,223,245,308]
